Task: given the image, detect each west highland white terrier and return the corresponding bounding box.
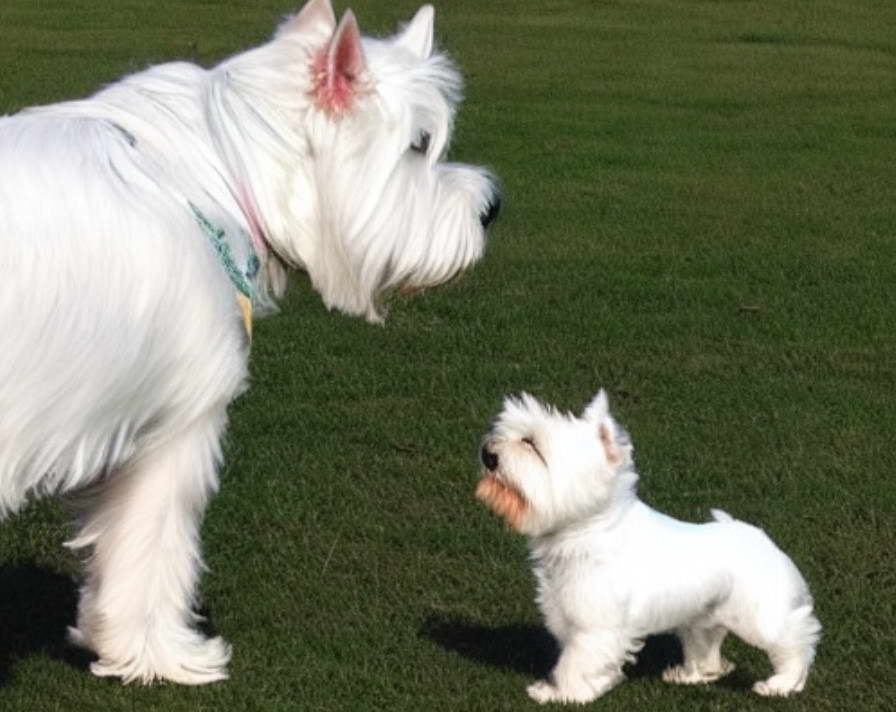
[477,391,820,704]
[0,0,498,685]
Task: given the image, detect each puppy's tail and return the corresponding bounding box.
[789,604,822,650]
[710,508,734,523]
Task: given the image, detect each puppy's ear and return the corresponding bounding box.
[311,10,367,114]
[599,420,623,466]
[397,4,434,58]
[585,390,629,467]
[277,0,336,39]
[583,388,609,422]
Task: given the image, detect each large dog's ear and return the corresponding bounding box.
[277,0,336,39]
[397,5,434,58]
[312,10,366,114]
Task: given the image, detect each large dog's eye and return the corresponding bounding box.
[410,129,431,155]
[522,437,537,451]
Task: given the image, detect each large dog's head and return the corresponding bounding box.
[477,391,637,537]
[210,0,499,322]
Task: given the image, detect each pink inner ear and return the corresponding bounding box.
[599,423,620,465]
[311,10,365,115]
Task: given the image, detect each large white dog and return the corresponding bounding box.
[0,0,498,684]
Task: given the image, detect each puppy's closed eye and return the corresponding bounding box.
[521,437,547,465]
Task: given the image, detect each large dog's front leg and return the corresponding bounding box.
[66,411,231,685]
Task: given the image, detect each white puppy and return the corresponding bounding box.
[477,390,820,704]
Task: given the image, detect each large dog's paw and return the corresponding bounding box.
[88,633,231,685]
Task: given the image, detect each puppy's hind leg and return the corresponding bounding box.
[753,605,821,697]
[66,410,231,685]
[663,625,735,685]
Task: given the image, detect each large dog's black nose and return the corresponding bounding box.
[480,194,501,229]
[480,446,499,471]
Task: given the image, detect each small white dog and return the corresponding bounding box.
[0,0,498,685]
[477,390,820,704]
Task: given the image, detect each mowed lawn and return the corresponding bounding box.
[1,1,894,710]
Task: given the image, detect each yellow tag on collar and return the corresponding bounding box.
[236,293,253,341]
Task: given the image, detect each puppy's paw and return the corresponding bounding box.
[753,673,804,697]
[714,658,736,680]
[527,679,600,705]
[527,680,557,704]
[663,665,688,684]
[663,658,735,685]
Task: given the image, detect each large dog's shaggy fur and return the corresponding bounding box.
[0,0,497,684]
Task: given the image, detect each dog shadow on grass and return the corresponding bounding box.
[0,564,93,685]
[420,614,559,679]
[423,613,703,680]
[421,614,758,693]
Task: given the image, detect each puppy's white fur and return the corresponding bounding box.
[0,0,497,685]
[478,391,820,704]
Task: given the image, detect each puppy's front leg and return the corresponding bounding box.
[527,634,625,704]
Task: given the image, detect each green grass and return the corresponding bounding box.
[1,0,894,710]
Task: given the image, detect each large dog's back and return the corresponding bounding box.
[0,108,246,512]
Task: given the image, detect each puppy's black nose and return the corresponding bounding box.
[481,446,499,471]
[480,194,501,229]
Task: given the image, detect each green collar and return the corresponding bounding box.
[190,202,260,301]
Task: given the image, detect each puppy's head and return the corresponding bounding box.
[476,390,635,536]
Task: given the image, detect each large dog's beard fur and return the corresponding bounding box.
[0,0,495,685]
